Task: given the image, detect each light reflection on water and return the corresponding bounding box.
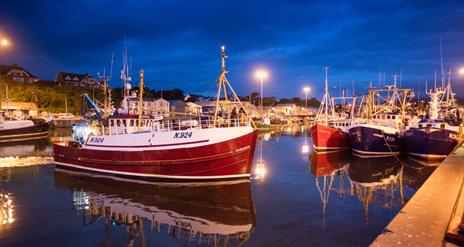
[0,126,438,246]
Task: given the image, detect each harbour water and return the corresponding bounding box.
[0,127,436,246]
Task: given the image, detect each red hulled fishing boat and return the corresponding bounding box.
[311,68,351,151]
[54,47,258,181]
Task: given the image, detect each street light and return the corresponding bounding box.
[303,86,311,108]
[0,36,11,111]
[1,38,9,47]
[254,69,268,111]
[459,67,464,76]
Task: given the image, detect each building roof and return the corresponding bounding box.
[56,71,91,82]
[0,64,38,78]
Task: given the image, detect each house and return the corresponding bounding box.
[170,100,202,115]
[0,64,38,83]
[154,98,170,116]
[55,71,100,88]
[272,103,298,116]
[126,96,170,116]
[0,101,39,118]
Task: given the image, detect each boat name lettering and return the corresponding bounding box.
[89,137,105,143]
[174,220,192,229]
[385,136,395,142]
[173,132,192,139]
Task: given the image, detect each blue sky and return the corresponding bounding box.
[0,0,463,98]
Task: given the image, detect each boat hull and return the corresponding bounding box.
[0,121,51,143]
[53,128,258,181]
[349,125,402,157]
[403,127,458,160]
[311,124,350,151]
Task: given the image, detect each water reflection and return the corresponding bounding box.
[310,150,350,227]
[348,156,404,223]
[309,151,437,225]
[54,170,257,246]
[0,192,14,226]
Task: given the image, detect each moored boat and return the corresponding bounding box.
[311,68,352,151]
[0,118,52,143]
[349,79,412,157]
[53,47,258,181]
[403,88,460,160]
[349,122,402,156]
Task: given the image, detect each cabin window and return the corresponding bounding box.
[382,115,385,119]
[387,115,391,119]
[392,116,396,119]
[110,120,114,127]
[427,124,432,128]
[130,120,134,126]
[418,124,422,128]
[116,120,121,127]
[440,124,445,129]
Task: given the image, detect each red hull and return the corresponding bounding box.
[311,124,350,151]
[53,130,258,181]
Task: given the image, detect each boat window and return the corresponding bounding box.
[130,120,134,126]
[116,119,121,127]
[440,124,445,129]
[427,124,432,128]
[392,116,396,119]
[387,115,391,119]
[382,115,385,119]
[418,124,422,128]
[110,120,114,127]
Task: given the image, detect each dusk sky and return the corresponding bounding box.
[0,0,463,98]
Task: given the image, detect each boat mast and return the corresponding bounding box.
[213,46,255,128]
[137,69,144,132]
[324,66,329,124]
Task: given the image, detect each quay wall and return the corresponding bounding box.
[371,142,464,246]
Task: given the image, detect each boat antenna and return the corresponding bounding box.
[434,70,437,91]
[399,70,403,88]
[110,52,114,81]
[440,36,445,90]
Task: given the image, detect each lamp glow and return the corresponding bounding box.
[459,67,464,75]
[255,70,268,80]
[1,38,9,47]
[303,87,311,93]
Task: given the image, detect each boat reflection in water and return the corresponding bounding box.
[348,155,404,222]
[0,139,52,168]
[309,150,350,227]
[54,169,257,246]
[310,151,414,225]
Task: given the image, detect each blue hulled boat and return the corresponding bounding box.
[403,119,458,160]
[349,123,402,157]
[403,88,460,160]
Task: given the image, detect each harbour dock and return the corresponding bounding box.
[371,141,464,246]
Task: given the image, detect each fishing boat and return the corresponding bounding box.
[311,68,352,151]
[403,86,460,160]
[0,82,52,142]
[0,116,52,143]
[349,79,411,157]
[54,169,256,246]
[53,47,258,181]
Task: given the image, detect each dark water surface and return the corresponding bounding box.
[0,127,437,246]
